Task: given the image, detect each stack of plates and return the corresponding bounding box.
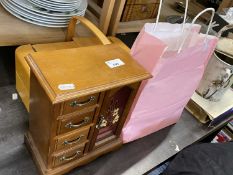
[0,0,87,28]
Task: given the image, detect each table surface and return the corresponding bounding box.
[0,5,65,46]
[0,5,95,47]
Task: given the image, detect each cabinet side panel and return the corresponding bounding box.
[29,72,53,166]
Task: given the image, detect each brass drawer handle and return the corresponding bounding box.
[63,135,84,145]
[70,96,95,107]
[65,117,90,129]
[60,151,81,162]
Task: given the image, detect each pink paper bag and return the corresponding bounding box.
[131,23,201,73]
[122,8,218,143]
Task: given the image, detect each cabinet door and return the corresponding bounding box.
[89,84,139,150]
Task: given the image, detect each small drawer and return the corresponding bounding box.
[58,110,95,134]
[53,144,85,167]
[63,93,99,114]
[55,127,90,151]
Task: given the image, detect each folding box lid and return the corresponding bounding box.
[26,44,151,103]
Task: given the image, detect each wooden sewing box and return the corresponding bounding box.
[15,16,151,175]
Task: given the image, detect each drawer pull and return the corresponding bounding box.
[63,135,84,145]
[60,151,81,162]
[70,96,95,107]
[65,117,90,129]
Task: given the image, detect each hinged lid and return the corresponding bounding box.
[26,44,151,103]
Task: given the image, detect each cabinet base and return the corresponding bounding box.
[24,133,122,175]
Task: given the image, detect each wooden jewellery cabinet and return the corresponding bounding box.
[17,16,151,175]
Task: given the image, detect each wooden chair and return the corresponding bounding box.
[86,0,116,34]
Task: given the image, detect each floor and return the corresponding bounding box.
[0,85,38,175]
[0,46,38,174]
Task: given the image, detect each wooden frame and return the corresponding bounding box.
[87,0,116,34]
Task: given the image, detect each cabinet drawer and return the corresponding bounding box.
[58,111,95,134]
[53,144,85,167]
[55,127,90,152]
[63,93,99,114]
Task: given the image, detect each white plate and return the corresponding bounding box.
[10,0,87,17]
[44,0,80,4]
[36,0,80,7]
[32,0,81,8]
[7,0,73,20]
[28,0,78,11]
[28,0,79,12]
[2,0,70,24]
[1,1,68,27]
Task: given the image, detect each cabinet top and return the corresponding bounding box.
[26,43,151,103]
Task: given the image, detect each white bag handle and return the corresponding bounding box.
[178,8,215,53]
[154,0,189,32]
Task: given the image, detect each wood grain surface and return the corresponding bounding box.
[26,44,151,103]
